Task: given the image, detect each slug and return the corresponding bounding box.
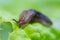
[13,9,36,28]
[13,9,52,28]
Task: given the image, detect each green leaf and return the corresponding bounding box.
[24,23,55,40]
[30,32,40,40]
[0,22,13,40]
[8,29,31,40]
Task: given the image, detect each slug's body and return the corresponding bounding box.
[13,9,52,28]
[32,11,52,26]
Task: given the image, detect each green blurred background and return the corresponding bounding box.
[0,0,60,40]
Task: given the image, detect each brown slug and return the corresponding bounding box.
[13,9,52,28]
[13,9,37,28]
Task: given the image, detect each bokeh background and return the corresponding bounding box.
[0,0,60,40]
